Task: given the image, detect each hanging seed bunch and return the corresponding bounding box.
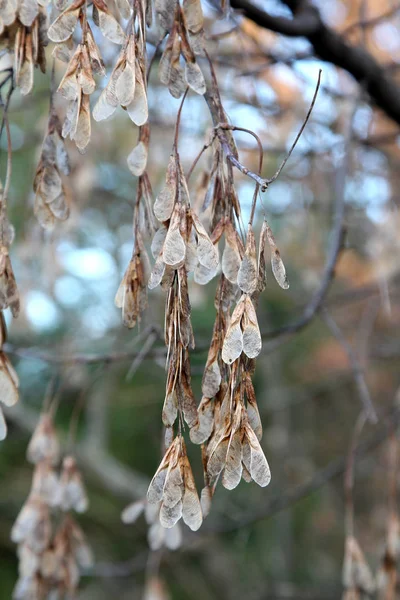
[33,109,71,229]
[376,513,400,600]
[115,148,155,327]
[0,311,20,441]
[93,0,150,126]
[342,536,375,600]
[47,0,108,151]
[12,413,92,599]
[157,0,206,97]
[0,1,47,95]
[0,180,20,440]
[122,496,182,551]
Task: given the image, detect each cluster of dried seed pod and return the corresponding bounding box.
[0,312,19,441]
[33,111,71,229]
[12,412,92,599]
[0,1,47,95]
[48,0,108,150]
[147,435,203,530]
[157,0,206,97]
[93,0,149,126]
[342,536,375,600]
[115,137,156,326]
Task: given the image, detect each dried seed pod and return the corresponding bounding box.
[221,296,245,365]
[154,155,177,222]
[0,350,19,407]
[242,424,271,487]
[126,62,148,126]
[242,295,262,359]
[11,495,52,552]
[0,245,20,317]
[31,462,60,507]
[163,204,186,267]
[222,220,242,284]
[27,413,60,465]
[0,405,7,441]
[92,0,126,45]
[57,456,89,513]
[183,0,204,35]
[115,241,149,328]
[237,224,258,295]
[263,220,289,289]
[192,212,219,271]
[342,536,375,595]
[48,0,84,43]
[121,500,145,524]
[190,397,214,444]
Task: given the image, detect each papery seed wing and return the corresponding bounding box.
[72,93,91,152]
[162,390,178,427]
[115,0,131,19]
[148,252,166,289]
[257,220,268,294]
[207,436,229,478]
[11,499,41,544]
[126,68,148,126]
[221,321,243,365]
[184,61,206,95]
[241,464,252,482]
[183,0,204,34]
[48,2,82,42]
[19,0,38,28]
[192,213,218,270]
[194,262,218,285]
[147,465,168,504]
[127,140,147,176]
[162,464,184,508]
[237,224,258,295]
[222,243,241,284]
[177,377,198,428]
[0,406,7,441]
[151,227,168,259]
[245,378,262,440]
[202,359,221,398]
[93,87,117,121]
[242,298,261,359]
[164,522,182,550]
[121,499,145,524]
[245,426,271,487]
[0,353,19,407]
[189,396,214,445]
[271,247,289,290]
[155,0,176,32]
[159,498,182,528]
[114,272,126,309]
[182,458,202,531]
[200,485,212,518]
[116,61,135,107]
[154,185,176,223]
[148,522,165,550]
[222,430,242,490]
[94,2,126,44]
[163,207,186,266]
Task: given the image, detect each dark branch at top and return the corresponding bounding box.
[230,0,400,127]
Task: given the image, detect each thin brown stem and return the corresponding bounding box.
[263,69,322,187]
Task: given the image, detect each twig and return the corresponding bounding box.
[344,412,367,538]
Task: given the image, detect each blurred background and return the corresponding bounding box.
[1,0,400,598]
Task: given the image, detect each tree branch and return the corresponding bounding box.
[230,0,400,127]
